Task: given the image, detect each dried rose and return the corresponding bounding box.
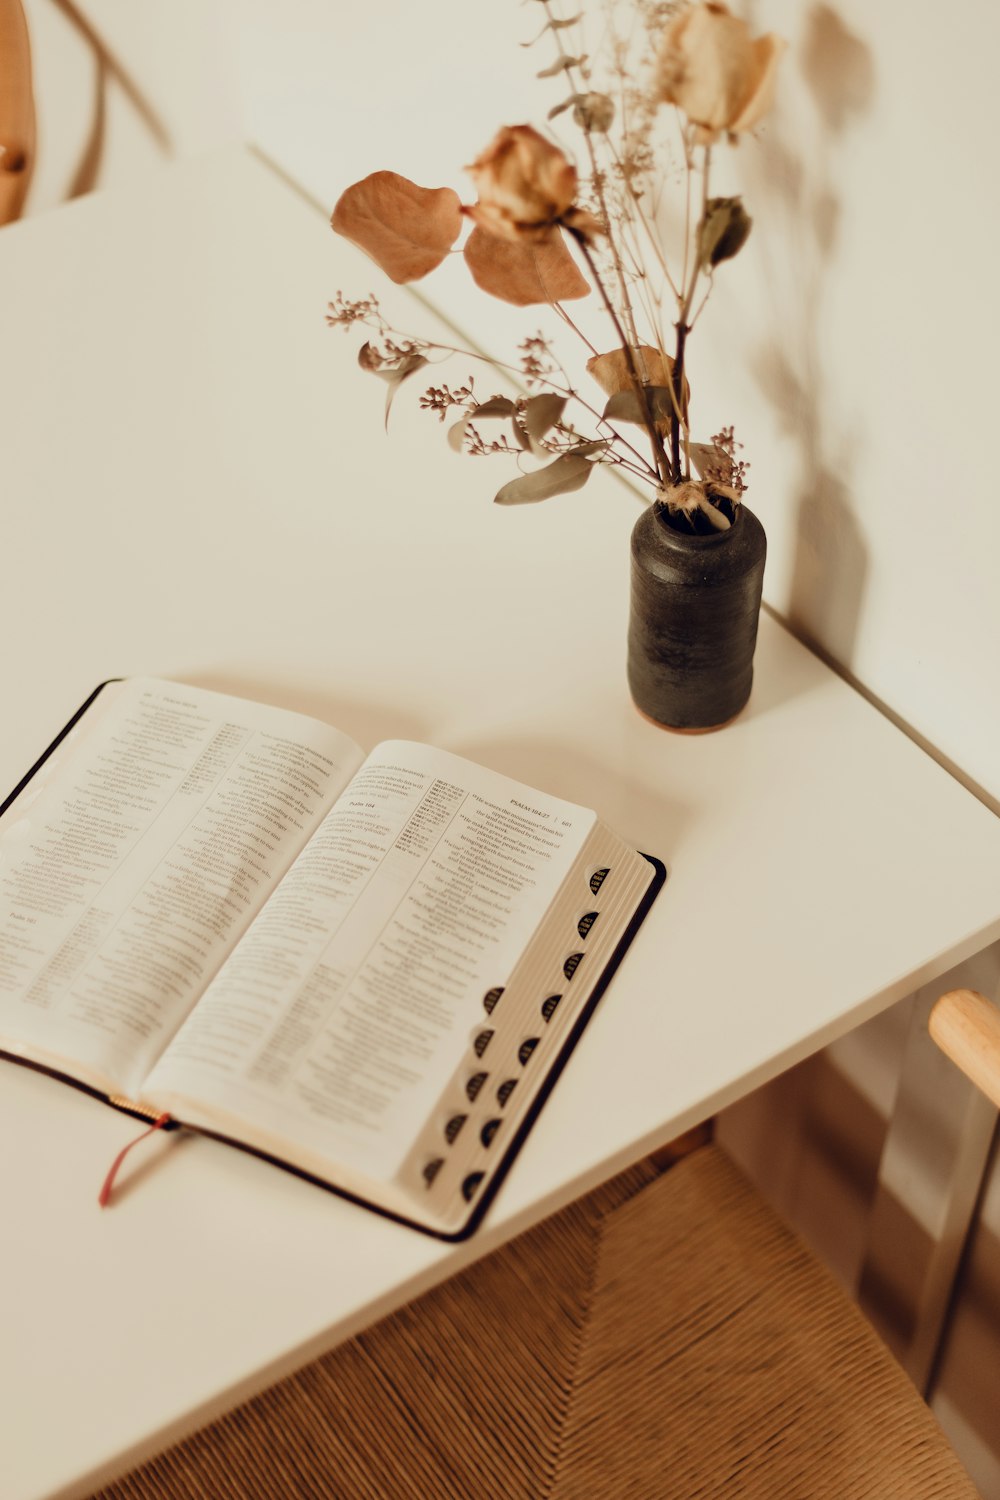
[466,125,578,243]
[656,2,785,141]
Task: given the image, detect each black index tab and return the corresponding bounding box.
[466,1072,488,1102]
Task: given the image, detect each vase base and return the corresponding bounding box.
[631,699,748,735]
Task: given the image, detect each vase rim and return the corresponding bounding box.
[650,500,744,548]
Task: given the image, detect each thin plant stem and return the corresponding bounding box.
[541,0,645,352]
[671,142,711,480]
[552,301,600,356]
[606,136,681,303]
[349,308,661,488]
[567,224,671,486]
[688,275,715,330]
[678,114,693,300]
[544,304,661,480]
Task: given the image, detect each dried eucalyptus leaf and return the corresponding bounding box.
[447,398,515,452]
[494,452,594,505]
[537,54,586,78]
[548,98,573,120]
[523,393,567,443]
[602,391,643,424]
[512,418,532,452]
[602,386,676,425]
[357,341,381,373]
[381,353,429,429]
[567,440,610,458]
[447,416,473,453]
[522,11,582,44]
[472,397,517,419]
[689,441,733,481]
[359,346,421,384]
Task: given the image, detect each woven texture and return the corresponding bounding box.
[92,1147,977,1500]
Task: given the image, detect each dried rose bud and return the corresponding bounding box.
[656,2,785,141]
[572,92,615,133]
[466,125,578,243]
[697,196,752,267]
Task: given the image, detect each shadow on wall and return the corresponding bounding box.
[752,3,875,670]
[48,0,171,199]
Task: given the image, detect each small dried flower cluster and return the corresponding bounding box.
[518,334,561,388]
[419,382,478,422]
[330,0,784,526]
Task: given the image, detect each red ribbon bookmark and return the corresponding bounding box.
[98,1113,172,1207]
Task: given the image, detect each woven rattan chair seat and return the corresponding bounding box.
[91,1145,975,1499]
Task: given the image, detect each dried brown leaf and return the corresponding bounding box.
[587,345,673,396]
[356,347,429,427]
[601,387,676,426]
[447,398,517,453]
[447,416,472,453]
[567,440,609,458]
[537,54,587,77]
[689,441,733,481]
[523,393,567,444]
[331,172,463,284]
[494,452,594,504]
[521,12,582,45]
[463,226,588,306]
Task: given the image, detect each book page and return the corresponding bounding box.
[0,680,364,1095]
[145,742,597,1182]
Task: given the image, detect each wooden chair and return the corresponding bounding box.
[91,993,1000,1499]
[931,988,1000,1111]
[0,0,34,225]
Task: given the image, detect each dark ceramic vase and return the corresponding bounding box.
[627,502,766,730]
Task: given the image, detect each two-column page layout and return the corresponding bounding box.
[0,680,663,1236]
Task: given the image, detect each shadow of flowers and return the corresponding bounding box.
[749,2,876,668]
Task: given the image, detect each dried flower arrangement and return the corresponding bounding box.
[329,0,784,533]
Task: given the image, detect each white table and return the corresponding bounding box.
[2,149,999,1500]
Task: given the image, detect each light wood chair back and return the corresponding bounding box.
[931,987,1000,1108]
[0,0,34,224]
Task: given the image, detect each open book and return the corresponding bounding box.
[0,680,663,1237]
